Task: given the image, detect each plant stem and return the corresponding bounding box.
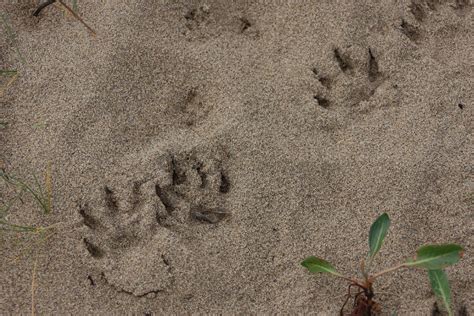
[371,263,407,280]
[334,274,367,289]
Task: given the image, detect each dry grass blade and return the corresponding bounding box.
[56,0,96,36]
[0,169,53,216]
[0,13,26,65]
[31,257,38,316]
[44,163,53,214]
[0,70,19,97]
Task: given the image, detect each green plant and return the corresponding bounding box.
[0,168,53,232]
[301,213,463,315]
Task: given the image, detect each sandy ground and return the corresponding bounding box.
[0,0,473,314]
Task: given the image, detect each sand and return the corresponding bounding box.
[0,0,473,314]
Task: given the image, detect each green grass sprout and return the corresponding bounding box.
[301,213,463,315]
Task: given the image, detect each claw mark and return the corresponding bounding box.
[368,48,380,82]
[314,95,330,108]
[312,68,331,89]
[190,205,229,224]
[426,0,440,10]
[458,305,468,316]
[333,48,352,73]
[83,238,104,258]
[184,89,197,106]
[155,184,174,213]
[161,254,170,266]
[79,204,99,229]
[193,161,207,188]
[431,302,441,316]
[87,275,96,286]
[130,181,142,209]
[410,0,426,21]
[318,76,331,89]
[239,17,251,33]
[400,19,421,42]
[184,8,196,20]
[104,186,119,212]
[219,172,230,193]
[171,156,186,185]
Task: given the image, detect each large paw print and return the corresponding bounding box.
[79,146,231,296]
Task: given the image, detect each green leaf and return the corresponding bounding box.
[406,244,463,269]
[428,269,453,316]
[301,256,342,277]
[368,213,390,259]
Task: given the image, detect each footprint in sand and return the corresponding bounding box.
[401,0,472,43]
[79,145,231,297]
[312,45,384,110]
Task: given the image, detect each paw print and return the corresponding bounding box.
[312,45,384,110]
[79,145,231,296]
[79,179,182,296]
[155,148,231,226]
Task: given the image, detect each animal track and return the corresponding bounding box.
[79,147,231,296]
[181,4,259,40]
[401,0,472,43]
[401,19,422,42]
[155,149,231,227]
[184,5,211,32]
[312,46,384,109]
[175,88,213,127]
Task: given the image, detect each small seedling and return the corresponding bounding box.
[301,213,463,315]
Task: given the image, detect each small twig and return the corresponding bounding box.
[33,0,57,17]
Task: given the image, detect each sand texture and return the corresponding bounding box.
[1,0,473,314]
